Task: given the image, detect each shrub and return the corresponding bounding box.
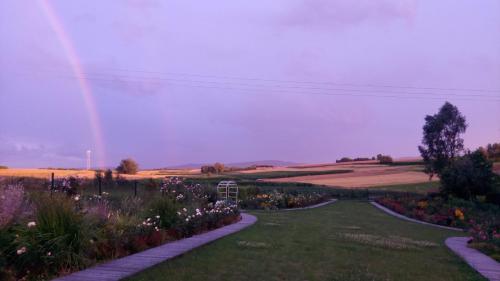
[440,150,495,200]
[116,158,139,175]
[0,166,7,169]
[146,197,180,229]
[11,194,91,278]
[104,169,114,187]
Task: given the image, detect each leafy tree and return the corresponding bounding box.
[377,155,393,164]
[116,158,139,175]
[440,150,495,200]
[201,165,217,174]
[213,162,225,174]
[418,102,467,179]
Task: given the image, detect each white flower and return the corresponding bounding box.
[154,227,159,231]
[27,221,36,228]
[155,215,160,219]
[183,208,187,212]
[185,218,189,222]
[47,252,52,256]
[74,195,80,201]
[17,247,27,255]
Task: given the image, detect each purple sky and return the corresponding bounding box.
[1,0,499,168]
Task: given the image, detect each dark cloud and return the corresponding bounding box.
[281,0,416,29]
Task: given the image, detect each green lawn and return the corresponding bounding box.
[126,201,484,281]
[369,181,440,194]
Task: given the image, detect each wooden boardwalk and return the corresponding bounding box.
[370,201,463,231]
[446,237,500,281]
[52,213,257,281]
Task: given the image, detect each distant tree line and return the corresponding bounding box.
[201,162,225,174]
[335,155,393,164]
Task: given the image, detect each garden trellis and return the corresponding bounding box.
[217,180,238,203]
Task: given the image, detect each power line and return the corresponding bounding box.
[7,70,500,102]
[83,66,500,94]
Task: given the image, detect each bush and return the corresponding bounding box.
[116,158,139,175]
[146,197,180,229]
[11,195,91,278]
[0,166,7,169]
[440,150,495,200]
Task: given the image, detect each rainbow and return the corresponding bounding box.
[37,0,106,168]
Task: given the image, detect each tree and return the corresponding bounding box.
[418,102,467,179]
[440,150,495,200]
[377,155,393,164]
[116,158,139,174]
[213,162,225,174]
[201,165,217,174]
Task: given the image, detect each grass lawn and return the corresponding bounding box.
[369,181,440,194]
[126,201,484,281]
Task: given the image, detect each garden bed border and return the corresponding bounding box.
[446,237,500,281]
[281,198,337,211]
[52,213,257,281]
[370,201,464,232]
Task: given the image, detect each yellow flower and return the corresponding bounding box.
[417,201,428,209]
[454,209,464,220]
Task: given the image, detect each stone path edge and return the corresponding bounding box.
[52,213,257,281]
[446,237,500,281]
[370,201,464,232]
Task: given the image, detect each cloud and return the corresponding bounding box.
[281,0,416,29]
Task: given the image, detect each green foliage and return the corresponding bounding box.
[116,158,139,175]
[146,197,180,229]
[11,194,91,278]
[418,102,467,178]
[440,150,495,200]
[104,169,114,187]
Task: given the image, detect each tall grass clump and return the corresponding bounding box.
[11,194,91,278]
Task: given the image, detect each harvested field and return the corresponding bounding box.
[265,165,436,188]
[0,168,199,180]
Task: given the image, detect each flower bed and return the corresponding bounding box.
[239,190,331,210]
[375,195,500,261]
[0,178,239,280]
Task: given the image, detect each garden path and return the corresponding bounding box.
[52,213,257,281]
[446,237,500,281]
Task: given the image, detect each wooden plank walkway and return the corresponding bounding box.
[446,237,500,281]
[370,201,463,231]
[52,213,257,281]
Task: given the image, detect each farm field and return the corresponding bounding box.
[0,168,199,180]
[127,201,484,281]
[264,164,435,188]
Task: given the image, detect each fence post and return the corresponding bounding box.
[98,176,102,196]
[134,180,138,197]
[50,172,54,196]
